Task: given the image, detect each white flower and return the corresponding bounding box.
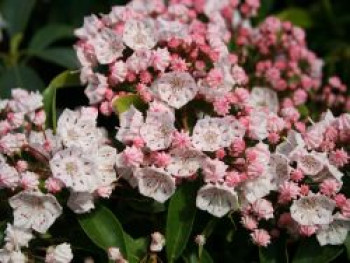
[240,173,275,204]
[269,154,291,187]
[108,247,126,262]
[248,110,268,141]
[156,18,188,41]
[296,151,324,176]
[191,117,237,151]
[135,167,176,203]
[50,147,97,192]
[116,105,144,143]
[74,14,101,39]
[57,108,101,150]
[92,28,124,64]
[67,191,95,214]
[313,160,343,183]
[0,133,26,155]
[0,99,8,111]
[123,18,157,50]
[9,190,62,233]
[9,89,43,114]
[94,146,117,187]
[249,87,279,113]
[117,167,138,188]
[150,232,165,252]
[3,224,33,250]
[316,214,350,246]
[151,72,198,109]
[140,110,175,151]
[28,129,61,157]
[0,163,19,189]
[84,74,108,104]
[45,243,73,263]
[126,49,152,73]
[0,249,26,263]
[204,0,229,16]
[290,194,336,226]
[166,148,204,178]
[196,184,239,218]
[276,130,305,158]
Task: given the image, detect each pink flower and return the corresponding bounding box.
[329,149,348,167]
[225,171,243,187]
[213,97,230,116]
[241,215,258,230]
[45,178,63,194]
[251,229,271,247]
[230,138,246,156]
[278,181,300,204]
[202,158,227,183]
[341,199,350,218]
[320,179,341,196]
[247,161,265,179]
[121,146,144,166]
[252,199,274,220]
[207,68,224,88]
[152,48,170,72]
[334,194,347,208]
[290,169,304,182]
[16,160,28,173]
[152,152,171,167]
[172,130,191,148]
[299,225,317,237]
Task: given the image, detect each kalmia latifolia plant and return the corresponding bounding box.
[0,0,349,262]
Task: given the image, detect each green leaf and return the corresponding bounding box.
[345,233,350,260]
[125,234,149,263]
[259,239,288,263]
[78,204,128,259]
[293,238,343,263]
[29,48,78,69]
[183,248,213,263]
[0,0,36,36]
[166,182,199,263]
[297,105,309,119]
[277,8,314,28]
[28,24,74,51]
[112,94,146,115]
[42,70,80,129]
[0,65,44,98]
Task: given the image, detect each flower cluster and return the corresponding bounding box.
[0,0,349,262]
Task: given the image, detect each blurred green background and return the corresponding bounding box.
[0,0,349,97]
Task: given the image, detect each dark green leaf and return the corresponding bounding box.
[166,182,199,263]
[183,248,213,263]
[78,204,128,259]
[345,233,350,260]
[259,239,288,263]
[293,238,343,263]
[1,0,36,36]
[42,70,80,129]
[30,48,78,69]
[297,105,309,119]
[112,94,146,115]
[0,65,44,98]
[277,8,314,28]
[28,24,74,51]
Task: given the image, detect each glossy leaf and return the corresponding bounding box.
[28,24,74,50]
[183,248,214,263]
[277,8,314,29]
[112,94,146,115]
[30,48,79,69]
[78,204,128,259]
[293,238,343,263]
[166,182,199,263]
[42,70,80,130]
[0,0,36,36]
[0,65,44,98]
